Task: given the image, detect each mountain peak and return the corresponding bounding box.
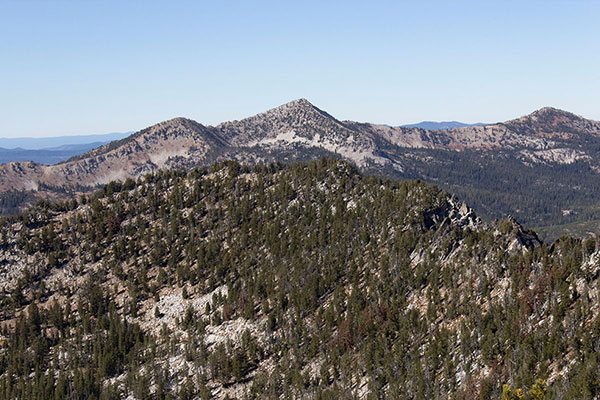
[152,116,201,129]
[285,98,314,107]
[502,106,599,137]
[535,106,563,113]
[506,107,583,125]
[214,98,381,165]
[528,106,579,119]
[107,116,204,144]
[218,98,338,134]
[268,98,323,115]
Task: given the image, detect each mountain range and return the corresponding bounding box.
[1,99,600,238]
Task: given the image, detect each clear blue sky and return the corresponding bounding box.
[1,0,599,137]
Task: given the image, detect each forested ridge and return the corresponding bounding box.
[0,159,598,399]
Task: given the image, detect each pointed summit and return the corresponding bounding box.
[283,98,314,108]
[217,98,346,145]
[265,98,330,119]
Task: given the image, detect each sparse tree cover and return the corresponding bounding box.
[0,159,598,399]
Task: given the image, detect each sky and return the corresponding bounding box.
[0,0,599,137]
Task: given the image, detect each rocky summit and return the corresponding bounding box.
[1,100,600,238]
[0,159,599,399]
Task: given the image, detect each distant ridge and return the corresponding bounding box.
[401,121,487,130]
[0,142,112,165]
[0,131,132,150]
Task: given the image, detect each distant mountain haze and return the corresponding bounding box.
[400,121,487,130]
[1,100,599,239]
[0,131,132,165]
[0,132,131,150]
[0,142,115,165]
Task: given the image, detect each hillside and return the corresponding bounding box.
[1,100,600,238]
[0,160,598,399]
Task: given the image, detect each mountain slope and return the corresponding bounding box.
[0,160,598,399]
[0,118,226,192]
